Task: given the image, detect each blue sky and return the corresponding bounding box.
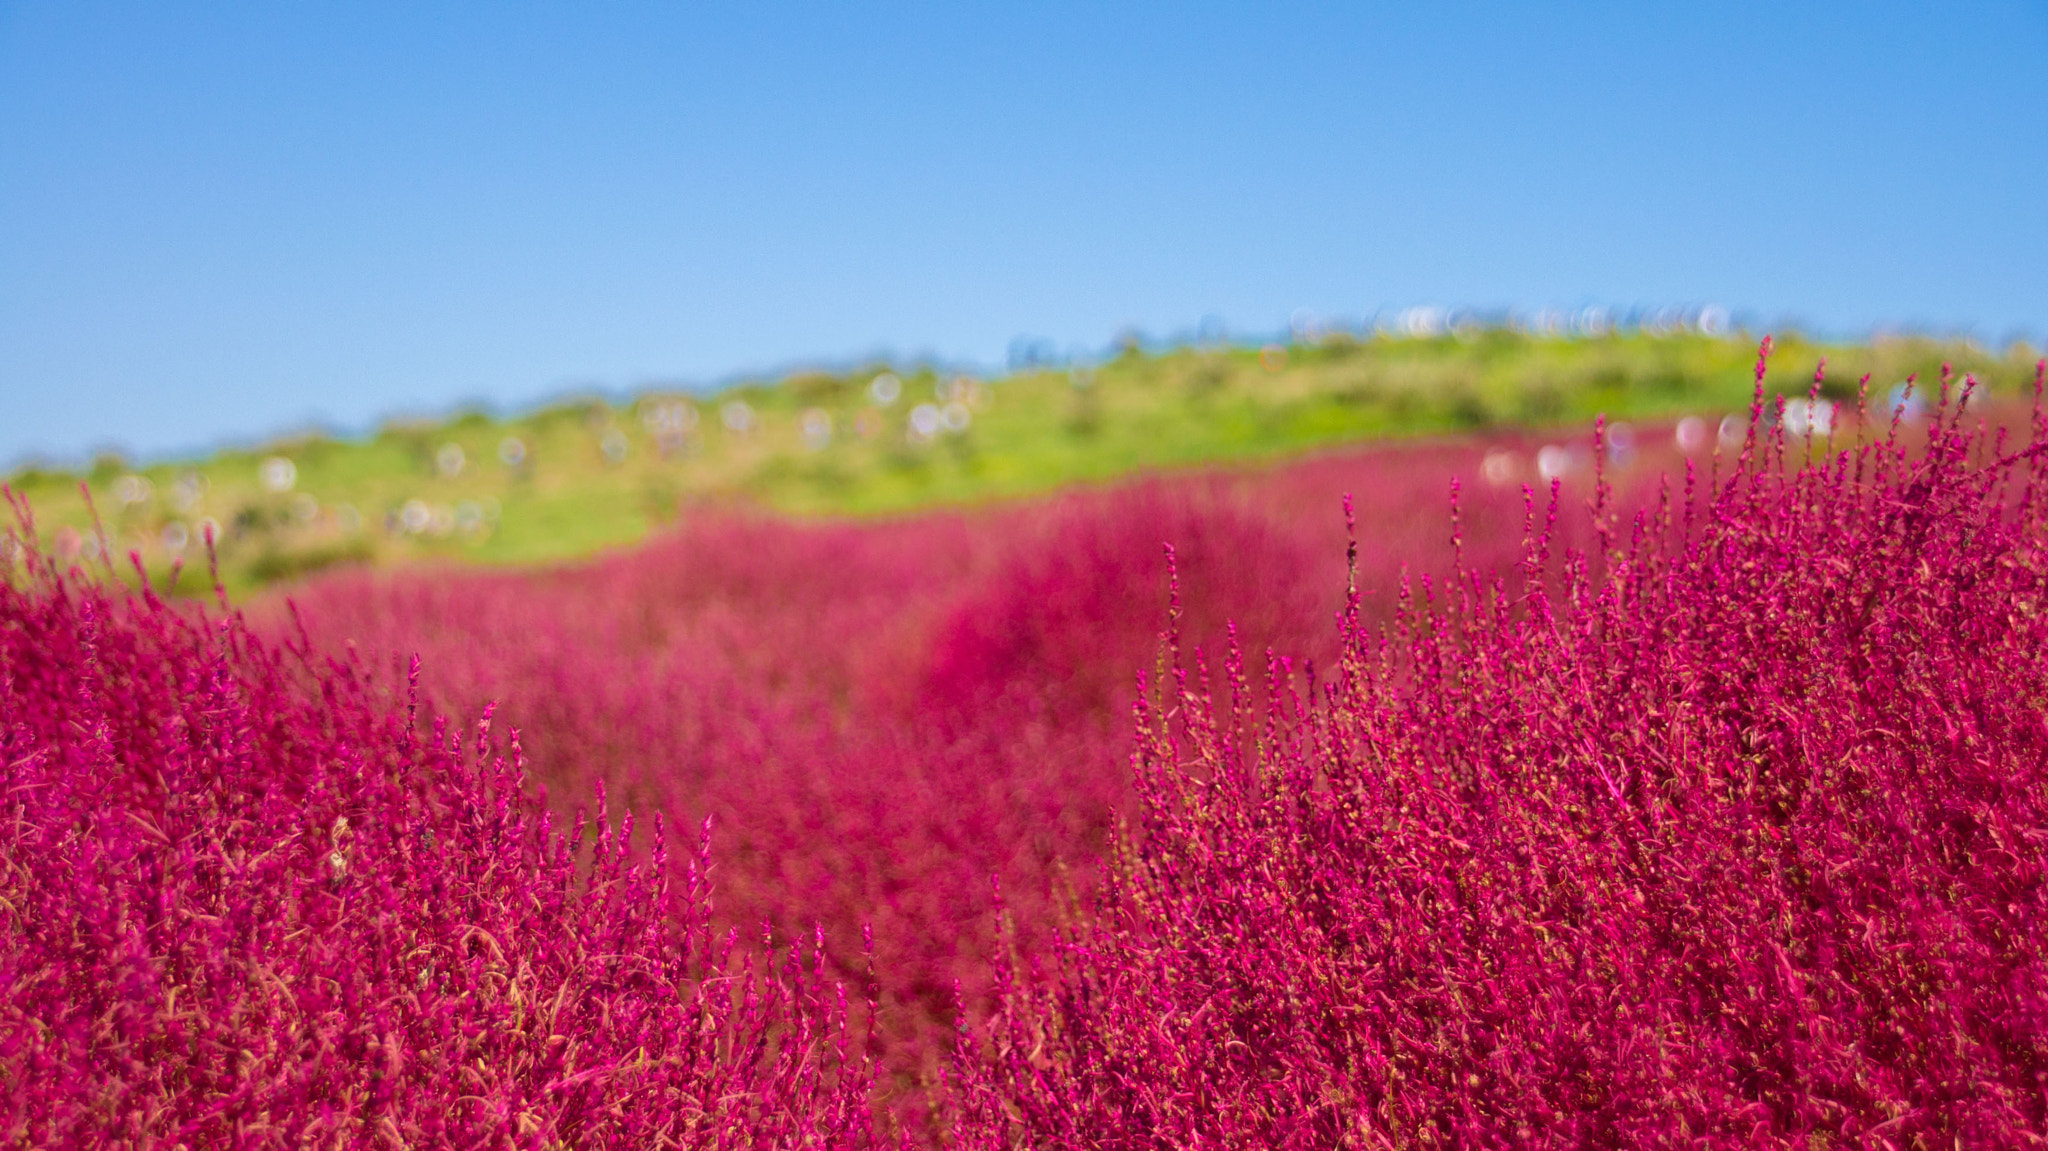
[3,2,2044,464]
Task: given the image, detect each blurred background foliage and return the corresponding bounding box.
[6,330,2035,598]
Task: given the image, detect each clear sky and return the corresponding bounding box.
[3,2,2044,465]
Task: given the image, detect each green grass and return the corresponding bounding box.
[6,330,2036,598]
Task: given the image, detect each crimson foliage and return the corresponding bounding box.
[275,440,1554,1088]
[953,362,2048,1146]
[0,529,876,1147]
[11,349,2041,1145]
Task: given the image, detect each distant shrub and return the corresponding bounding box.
[244,537,375,585]
[952,355,2048,1146]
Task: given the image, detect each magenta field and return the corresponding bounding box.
[6,352,2048,1146]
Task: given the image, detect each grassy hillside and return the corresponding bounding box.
[5,330,2034,596]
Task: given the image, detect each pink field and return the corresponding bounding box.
[8,353,2047,1145]
[275,428,1607,1094]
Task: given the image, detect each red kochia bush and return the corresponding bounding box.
[955,359,2048,1146]
[0,535,875,1146]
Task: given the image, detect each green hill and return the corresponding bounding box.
[6,330,2033,598]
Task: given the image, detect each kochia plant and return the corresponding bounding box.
[954,354,2048,1146]
[7,344,2041,1146]
[0,522,876,1147]
[273,441,1548,1091]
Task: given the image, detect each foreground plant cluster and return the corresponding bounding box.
[0,557,878,1144]
[956,360,2048,1146]
[4,352,2046,1146]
